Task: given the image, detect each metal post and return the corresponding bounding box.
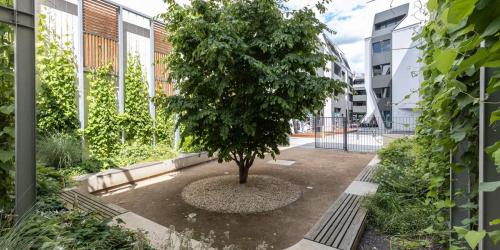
[149,20,156,145]
[118,6,125,143]
[479,64,500,250]
[343,114,348,151]
[77,0,85,157]
[14,0,37,218]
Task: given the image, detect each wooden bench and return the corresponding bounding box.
[59,188,127,219]
[288,156,379,250]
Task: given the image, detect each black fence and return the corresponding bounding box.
[314,116,417,152]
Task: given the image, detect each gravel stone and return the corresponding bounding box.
[181,175,302,213]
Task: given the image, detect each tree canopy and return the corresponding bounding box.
[159,0,344,183]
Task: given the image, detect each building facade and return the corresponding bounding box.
[363,3,422,129]
[320,34,354,118]
[352,74,366,121]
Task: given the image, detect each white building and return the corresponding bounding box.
[319,34,354,118]
[363,3,422,130]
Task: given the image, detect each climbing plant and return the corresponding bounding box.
[123,54,153,144]
[0,23,15,211]
[85,65,120,159]
[417,0,500,248]
[36,14,79,135]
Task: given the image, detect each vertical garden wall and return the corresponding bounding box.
[417,0,500,248]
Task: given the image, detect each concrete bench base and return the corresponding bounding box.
[75,152,216,193]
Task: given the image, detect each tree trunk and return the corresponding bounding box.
[239,165,249,184]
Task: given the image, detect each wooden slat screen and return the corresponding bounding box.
[154,22,170,54]
[83,0,118,40]
[83,33,119,72]
[83,0,119,72]
[154,52,174,96]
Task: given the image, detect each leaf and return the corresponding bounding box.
[464,230,486,249]
[451,130,466,142]
[479,181,500,192]
[488,230,500,245]
[486,141,500,171]
[0,150,14,163]
[490,219,500,226]
[445,0,478,25]
[434,49,457,74]
[491,110,500,125]
[427,0,438,12]
[482,16,500,37]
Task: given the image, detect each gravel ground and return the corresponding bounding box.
[182,175,302,213]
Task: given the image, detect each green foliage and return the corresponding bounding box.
[365,138,448,246]
[0,23,15,212]
[36,14,80,135]
[153,96,175,147]
[418,0,500,247]
[0,208,151,249]
[37,132,82,169]
[85,64,120,159]
[123,55,153,144]
[113,143,177,167]
[159,0,344,182]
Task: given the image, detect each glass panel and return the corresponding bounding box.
[0,0,13,7]
[382,64,391,75]
[372,42,381,53]
[381,39,391,52]
[0,22,15,212]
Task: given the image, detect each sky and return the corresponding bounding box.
[114,0,423,74]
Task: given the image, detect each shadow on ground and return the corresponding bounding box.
[102,146,374,249]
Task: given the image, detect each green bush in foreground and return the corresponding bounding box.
[365,137,449,247]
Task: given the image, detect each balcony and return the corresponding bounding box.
[353,95,367,102]
[353,105,367,113]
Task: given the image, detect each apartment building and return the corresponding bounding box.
[320,34,354,118]
[363,3,422,129]
[352,74,366,121]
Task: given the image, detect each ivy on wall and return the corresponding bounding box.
[417,0,500,247]
[36,14,79,135]
[85,65,120,159]
[0,23,15,211]
[123,54,153,144]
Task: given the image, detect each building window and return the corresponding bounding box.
[334,63,341,76]
[356,90,366,95]
[372,39,391,53]
[374,87,391,99]
[374,15,406,30]
[373,63,391,76]
[353,101,366,106]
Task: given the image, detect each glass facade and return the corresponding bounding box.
[374,15,405,30]
[372,39,391,53]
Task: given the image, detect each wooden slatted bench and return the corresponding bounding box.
[287,156,380,250]
[59,188,127,219]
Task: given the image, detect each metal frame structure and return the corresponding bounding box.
[0,0,36,217]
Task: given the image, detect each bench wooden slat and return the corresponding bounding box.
[338,206,367,250]
[59,189,125,218]
[322,195,361,246]
[304,193,350,240]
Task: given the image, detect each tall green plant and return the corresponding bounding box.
[85,65,120,158]
[0,23,15,211]
[36,14,79,135]
[123,54,153,144]
[417,0,500,247]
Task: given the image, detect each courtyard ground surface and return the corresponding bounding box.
[101,143,374,249]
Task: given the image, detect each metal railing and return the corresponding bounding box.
[314,116,417,152]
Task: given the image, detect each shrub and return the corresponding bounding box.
[114,143,177,167]
[0,21,15,212]
[365,137,448,246]
[123,55,153,144]
[37,132,81,169]
[36,14,79,135]
[85,64,120,159]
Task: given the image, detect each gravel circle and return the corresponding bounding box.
[181,175,302,214]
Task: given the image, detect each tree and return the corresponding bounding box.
[160,0,344,184]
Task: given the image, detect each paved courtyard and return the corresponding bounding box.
[102,144,374,249]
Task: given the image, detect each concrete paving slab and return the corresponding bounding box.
[344,181,379,196]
